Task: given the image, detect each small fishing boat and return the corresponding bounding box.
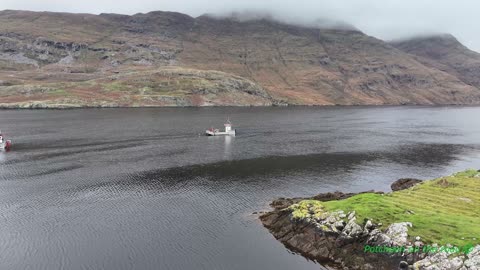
[0,130,12,150]
[206,119,236,136]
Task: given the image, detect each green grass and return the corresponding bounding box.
[98,71,217,96]
[46,88,67,95]
[102,82,130,92]
[300,170,480,246]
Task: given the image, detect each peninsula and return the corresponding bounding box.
[260,170,480,269]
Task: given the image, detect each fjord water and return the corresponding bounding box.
[1,106,480,270]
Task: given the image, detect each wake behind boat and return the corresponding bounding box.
[0,130,12,150]
[206,119,236,136]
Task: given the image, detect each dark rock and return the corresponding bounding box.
[335,234,354,247]
[436,178,458,188]
[312,190,383,201]
[313,191,357,201]
[406,253,414,264]
[334,220,345,231]
[399,261,409,270]
[365,220,374,231]
[270,198,297,209]
[391,178,422,191]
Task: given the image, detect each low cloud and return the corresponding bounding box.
[1,0,479,51]
[203,10,357,31]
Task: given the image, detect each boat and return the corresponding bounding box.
[206,119,236,136]
[0,130,12,150]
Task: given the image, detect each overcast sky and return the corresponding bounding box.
[1,0,479,51]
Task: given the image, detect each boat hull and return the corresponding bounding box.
[0,140,12,150]
[205,130,236,136]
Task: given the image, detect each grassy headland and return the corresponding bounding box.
[289,170,480,247]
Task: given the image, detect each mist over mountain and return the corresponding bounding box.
[0,9,479,108]
[202,11,358,31]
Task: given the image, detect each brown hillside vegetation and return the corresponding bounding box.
[1,10,480,107]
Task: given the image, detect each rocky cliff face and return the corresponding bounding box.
[1,10,480,107]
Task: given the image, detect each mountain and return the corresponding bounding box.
[391,34,480,89]
[0,10,479,108]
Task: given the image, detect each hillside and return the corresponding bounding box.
[391,34,480,89]
[1,10,480,107]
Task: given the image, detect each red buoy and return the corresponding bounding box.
[5,140,12,150]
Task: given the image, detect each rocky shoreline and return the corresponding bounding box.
[259,177,480,270]
[0,103,281,110]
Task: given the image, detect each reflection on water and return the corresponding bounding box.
[224,135,233,159]
[0,106,480,270]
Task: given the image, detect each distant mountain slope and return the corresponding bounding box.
[391,34,480,89]
[1,10,480,107]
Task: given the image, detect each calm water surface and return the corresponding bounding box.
[1,106,480,270]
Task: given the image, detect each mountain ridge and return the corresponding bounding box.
[1,9,479,108]
[391,34,480,89]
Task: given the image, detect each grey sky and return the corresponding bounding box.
[1,0,479,52]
